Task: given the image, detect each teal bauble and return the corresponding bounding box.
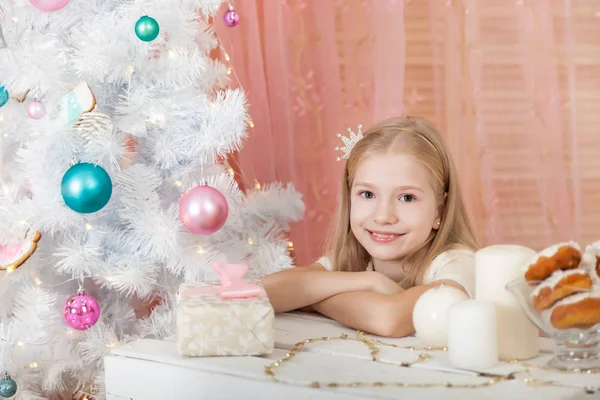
[0,86,9,107]
[135,16,160,42]
[61,162,112,214]
[0,375,17,398]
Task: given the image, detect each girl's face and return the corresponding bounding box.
[349,152,440,267]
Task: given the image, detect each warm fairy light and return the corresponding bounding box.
[150,113,165,125]
[287,241,294,248]
[228,168,234,176]
[247,236,253,245]
[29,361,38,369]
[168,49,177,59]
[17,341,24,347]
[248,120,255,128]
[224,53,230,61]
[105,343,117,348]
[196,243,204,253]
[226,67,232,75]
[254,179,261,190]
[6,266,14,273]
[12,17,18,23]
[85,223,93,231]
[34,276,41,285]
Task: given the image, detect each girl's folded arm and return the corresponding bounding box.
[260,264,377,313]
[312,279,466,338]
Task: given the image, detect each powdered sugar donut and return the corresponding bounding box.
[523,241,581,284]
[549,290,600,330]
[583,246,600,285]
[531,269,592,311]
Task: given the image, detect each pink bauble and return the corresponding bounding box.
[28,0,70,12]
[179,185,229,235]
[63,292,100,330]
[26,100,46,120]
[223,8,240,27]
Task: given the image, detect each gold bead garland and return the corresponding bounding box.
[264,331,600,392]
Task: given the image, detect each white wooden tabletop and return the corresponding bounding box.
[105,312,599,400]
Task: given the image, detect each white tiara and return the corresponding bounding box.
[335,124,363,161]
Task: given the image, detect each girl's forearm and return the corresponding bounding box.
[312,280,464,337]
[261,266,375,313]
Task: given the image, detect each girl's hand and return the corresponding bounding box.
[366,271,404,295]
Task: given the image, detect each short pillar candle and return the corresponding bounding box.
[448,300,499,370]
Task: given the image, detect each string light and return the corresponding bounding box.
[16,341,24,347]
[196,243,205,253]
[28,362,38,369]
[11,17,18,23]
[149,113,165,125]
[6,266,14,273]
[85,223,93,231]
[254,179,261,190]
[247,236,253,245]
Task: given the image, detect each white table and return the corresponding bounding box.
[104,312,599,399]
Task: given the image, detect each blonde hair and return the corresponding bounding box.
[327,116,479,287]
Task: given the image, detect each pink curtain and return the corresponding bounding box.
[215,0,600,265]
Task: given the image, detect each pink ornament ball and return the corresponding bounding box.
[223,7,240,27]
[179,185,229,235]
[28,0,70,12]
[26,100,46,120]
[64,292,100,330]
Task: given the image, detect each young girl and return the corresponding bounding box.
[262,116,479,338]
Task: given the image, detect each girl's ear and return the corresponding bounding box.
[432,192,447,230]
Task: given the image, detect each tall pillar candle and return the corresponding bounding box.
[475,245,539,360]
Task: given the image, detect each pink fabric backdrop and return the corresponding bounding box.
[215,0,600,266]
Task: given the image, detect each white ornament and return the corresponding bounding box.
[413,284,469,347]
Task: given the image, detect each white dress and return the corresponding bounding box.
[316,248,476,298]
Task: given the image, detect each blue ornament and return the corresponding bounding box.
[0,374,17,398]
[61,162,112,214]
[0,86,9,107]
[135,16,160,42]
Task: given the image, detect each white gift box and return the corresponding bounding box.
[105,313,595,400]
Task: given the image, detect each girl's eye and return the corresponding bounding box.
[399,194,415,202]
[359,191,374,199]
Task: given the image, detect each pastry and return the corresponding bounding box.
[0,231,41,272]
[524,242,581,283]
[531,269,592,311]
[583,246,600,284]
[549,291,600,330]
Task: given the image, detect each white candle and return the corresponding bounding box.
[475,245,539,360]
[448,300,498,370]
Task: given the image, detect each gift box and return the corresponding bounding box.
[176,262,275,356]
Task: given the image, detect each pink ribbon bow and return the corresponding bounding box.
[180,263,262,299]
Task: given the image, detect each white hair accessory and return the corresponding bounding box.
[335,124,364,161]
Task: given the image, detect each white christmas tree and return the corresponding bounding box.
[0,1,304,398]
